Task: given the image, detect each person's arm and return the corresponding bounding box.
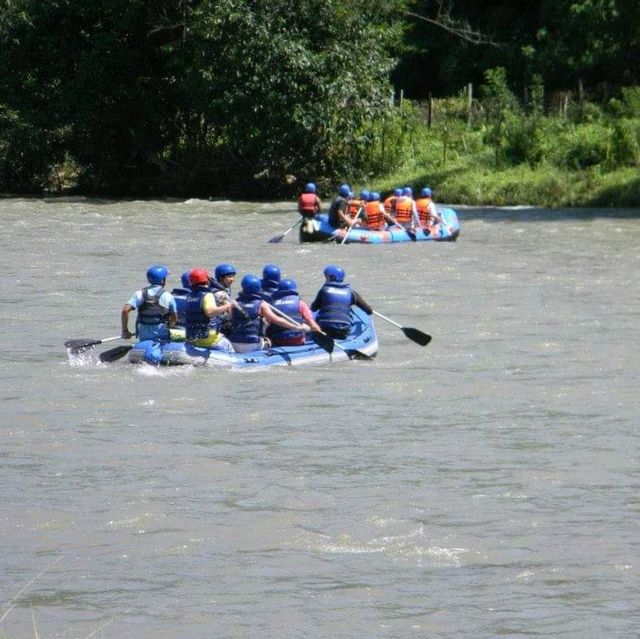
[310,291,322,312]
[382,204,397,226]
[202,292,232,318]
[261,303,308,331]
[411,202,420,228]
[429,201,445,225]
[352,290,373,315]
[121,304,135,338]
[299,301,322,332]
[338,201,353,227]
[315,195,322,213]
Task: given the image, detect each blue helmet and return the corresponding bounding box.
[339,183,351,197]
[146,264,169,285]
[241,274,262,295]
[368,191,380,201]
[394,187,403,197]
[403,186,413,197]
[305,182,316,193]
[215,263,236,280]
[323,265,345,283]
[360,189,370,201]
[278,278,298,293]
[421,187,433,197]
[181,271,191,288]
[262,263,281,283]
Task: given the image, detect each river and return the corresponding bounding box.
[0,197,638,638]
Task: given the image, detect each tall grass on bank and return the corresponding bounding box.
[371,75,640,208]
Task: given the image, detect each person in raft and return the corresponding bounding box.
[228,274,311,352]
[415,187,446,236]
[267,278,323,347]
[297,182,322,219]
[362,191,397,231]
[260,263,281,303]
[310,265,373,340]
[184,267,235,352]
[121,264,178,342]
[209,262,237,335]
[394,186,420,231]
[347,189,368,226]
[327,183,354,229]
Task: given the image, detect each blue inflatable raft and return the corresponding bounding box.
[127,307,377,369]
[299,207,460,243]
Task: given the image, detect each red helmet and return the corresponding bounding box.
[188,267,209,286]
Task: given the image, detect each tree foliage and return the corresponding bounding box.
[0,0,403,195]
[0,0,639,195]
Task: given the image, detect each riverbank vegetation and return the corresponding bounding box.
[1,0,639,207]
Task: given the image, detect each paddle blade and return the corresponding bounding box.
[402,327,432,346]
[99,345,133,363]
[310,331,334,354]
[268,234,284,244]
[65,338,101,350]
[344,348,374,360]
[406,229,417,242]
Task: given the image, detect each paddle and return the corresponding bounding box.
[264,302,335,355]
[99,344,133,363]
[393,224,417,242]
[332,341,374,361]
[268,218,303,243]
[371,310,432,346]
[340,207,363,245]
[64,335,122,352]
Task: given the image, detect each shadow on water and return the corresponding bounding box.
[453,205,640,223]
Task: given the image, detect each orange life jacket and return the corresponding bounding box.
[416,197,433,227]
[395,196,413,225]
[298,192,318,214]
[349,198,364,217]
[383,195,395,214]
[364,201,385,230]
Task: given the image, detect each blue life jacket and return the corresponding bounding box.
[260,279,279,303]
[229,293,263,344]
[267,291,304,341]
[184,286,211,341]
[316,282,352,332]
[206,279,232,331]
[137,287,169,326]
[136,287,171,341]
[208,279,229,295]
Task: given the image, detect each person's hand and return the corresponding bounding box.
[301,323,311,333]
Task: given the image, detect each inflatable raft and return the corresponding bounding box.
[127,307,377,369]
[299,207,460,243]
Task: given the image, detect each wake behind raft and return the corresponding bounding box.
[123,307,377,369]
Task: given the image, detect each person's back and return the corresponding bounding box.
[260,263,281,303]
[328,184,352,228]
[395,187,416,227]
[121,264,177,342]
[229,275,265,351]
[363,192,385,230]
[311,265,353,339]
[268,279,306,346]
[298,182,322,218]
[416,187,444,233]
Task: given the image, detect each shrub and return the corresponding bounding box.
[611,119,640,166]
